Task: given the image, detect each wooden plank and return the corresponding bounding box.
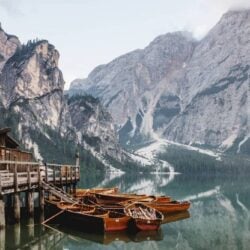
[0,160,39,165]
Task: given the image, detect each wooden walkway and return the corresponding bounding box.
[0,158,80,228]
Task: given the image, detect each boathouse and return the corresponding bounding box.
[0,128,32,162]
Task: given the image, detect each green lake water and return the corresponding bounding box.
[1,172,250,250]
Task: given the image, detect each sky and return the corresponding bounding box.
[0,0,250,89]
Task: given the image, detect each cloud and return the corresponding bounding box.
[204,0,250,10]
[0,0,24,16]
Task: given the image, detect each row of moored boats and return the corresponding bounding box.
[45,187,191,232]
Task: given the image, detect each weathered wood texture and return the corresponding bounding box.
[0,161,80,195]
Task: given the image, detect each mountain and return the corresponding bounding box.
[70,31,196,145]
[69,10,250,154]
[67,94,124,161]
[0,25,125,169]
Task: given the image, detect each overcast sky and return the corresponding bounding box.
[0,0,250,89]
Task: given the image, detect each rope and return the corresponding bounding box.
[42,210,65,225]
[85,197,126,216]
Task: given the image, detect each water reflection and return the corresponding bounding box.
[2,213,188,249]
[55,226,164,245]
[2,173,250,249]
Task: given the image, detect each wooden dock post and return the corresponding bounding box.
[0,196,5,229]
[13,158,20,223]
[27,217,34,239]
[13,193,21,223]
[6,194,12,209]
[39,188,45,212]
[0,225,5,249]
[13,223,21,248]
[38,165,44,212]
[26,191,34,216]
[26,165,34,216]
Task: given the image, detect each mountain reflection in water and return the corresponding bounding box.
[2,173,250,250]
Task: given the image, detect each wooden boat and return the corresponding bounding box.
[146,200,191,214]
[82,194,124,208]
[45,199,131,232]
[94,192,148,204]
[75,187,119,197]
[154,195,172,203]
[129,195,171,203]
[102,211,131,232]
[124,202,163,231]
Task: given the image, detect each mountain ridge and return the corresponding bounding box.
[0,25,127,170]
[69,9,250,154]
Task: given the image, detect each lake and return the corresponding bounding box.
[1,172,250,250]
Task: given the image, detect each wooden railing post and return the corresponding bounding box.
[14,157,18,193]
[70,167,73,183]
[53,165,56,184]
[38,164,44,213]
[65,167,68,187]
[45,163,48,183]
[38,164,41,186]
[74,166,77,183]
[75,149,80,181]
[59,166,62,187]
[13,157,20,223]
[27,165,31,189]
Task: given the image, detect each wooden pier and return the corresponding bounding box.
[0,160,80,228]
[0,127,80,229]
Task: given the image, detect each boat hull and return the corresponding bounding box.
[148,201,191,213]
[95,193,146,204]
[45,200,130,232]
[135,218,161,231]
[104,213,131,232]
[124,202,163,231]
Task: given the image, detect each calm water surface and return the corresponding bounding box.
[1,172,250,250]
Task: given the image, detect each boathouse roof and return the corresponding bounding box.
[0,127,20,148]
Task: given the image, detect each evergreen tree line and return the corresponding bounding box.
[158,145,250,175]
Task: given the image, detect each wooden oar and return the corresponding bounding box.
[42,210,65,225]
[42,221,63,234]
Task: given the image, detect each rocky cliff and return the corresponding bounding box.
[0,25,124,167]
[67,94,124,161]
[70,10,250,154]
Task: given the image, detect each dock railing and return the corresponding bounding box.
[0,160,80,195]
